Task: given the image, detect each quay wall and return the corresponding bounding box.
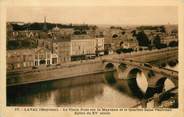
[7,60,104,86]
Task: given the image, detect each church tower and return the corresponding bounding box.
[43,16,48,31]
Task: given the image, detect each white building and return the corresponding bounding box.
[71,35,96,60]
[95,37,105,56]
[120,39,139,50]
[34,48,58,66]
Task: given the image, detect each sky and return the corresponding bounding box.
[6,6,178,25]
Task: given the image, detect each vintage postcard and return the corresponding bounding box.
[0,0,184,117]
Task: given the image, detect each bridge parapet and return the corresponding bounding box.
[103,58,178,78]
[117,47,178,63]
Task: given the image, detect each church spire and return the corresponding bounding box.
[43,16,48,31]
[44,16,46,23]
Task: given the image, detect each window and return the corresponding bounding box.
[47,60,50,65]
[27,62,30,67]
[23,55,26,61]
[29,55,32,61]
[35,61,38,66]
[30,62,33,66]
[17,63,20,68]
[35,55,38,59]
[23,62,26,67]
[39,54,45,59]
[47,54,50,58]
[11,55,15,59]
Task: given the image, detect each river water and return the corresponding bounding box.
[7,64,178,107]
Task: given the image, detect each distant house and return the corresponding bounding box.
[51,26,74,36]
[60,28,74,35]
[120,39,139,50]
[111,31,139,51]
[160,35,178,45]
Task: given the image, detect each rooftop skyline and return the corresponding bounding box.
[7,6,178,25]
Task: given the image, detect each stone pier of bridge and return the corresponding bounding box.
[103,57,178,96]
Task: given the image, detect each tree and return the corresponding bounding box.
[112,34,118,38]
[116,49,121,54]
[135,31,150,46]
[153,35,161,49]
[131,30,136,37]
[7,40,20,50]
[169,41,178,47]
[153,35,168,49]
[159,26,166,33]
[121,31,125,35]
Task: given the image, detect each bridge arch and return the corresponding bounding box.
[104,62,132,85]
[155,77,167,93]
[104,62,116,71]
[168,59,178,67]
[156,77,177,92]
[118,63,127,71]
[127,68,142,79]
[103,62,117,85]
[126,67,149,97]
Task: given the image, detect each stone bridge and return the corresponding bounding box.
[103,58,178,95]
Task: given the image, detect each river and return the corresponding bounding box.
[7,64,178,107]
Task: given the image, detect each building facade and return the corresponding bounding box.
[119,37,139,50]
[34,48,58,67]
[95,37,105,56]
[7,49,35,70]
[71,35,96,60]
[7,47,59,71]
[160,35,178,45]
[53,39,71,63]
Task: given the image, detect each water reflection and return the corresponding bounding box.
[104,71,145,99]
[104,63,178,99]
[164,64,178,91]
[136,72,148,93]
[7,73,139,107]
[54,83,104,106]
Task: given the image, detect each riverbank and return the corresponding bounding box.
[7,60,105,86]
[7,47,178,87]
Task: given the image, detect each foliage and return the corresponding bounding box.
[116,48,133,54]
[112,34,118,38]
[153,35,161,48]
[137,25,165,33]
[11,23,93,31]
[168,41,178,47]
[7,40,37,50]
[135,31,150,46]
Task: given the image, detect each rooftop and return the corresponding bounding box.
[71,34,93,40]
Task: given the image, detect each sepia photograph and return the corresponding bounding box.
[6,5,178,109]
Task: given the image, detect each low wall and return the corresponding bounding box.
[119,47,178,63]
